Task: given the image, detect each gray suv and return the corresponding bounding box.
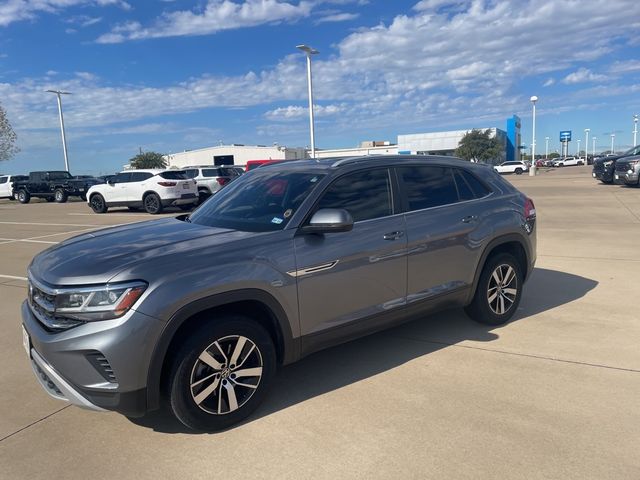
[21,156,536,431]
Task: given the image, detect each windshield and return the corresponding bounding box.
[49,171,72,180]
[624,145,640,156]
[189,170,325,232]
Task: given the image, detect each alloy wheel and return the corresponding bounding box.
[487,263,518,315]
[189,335,263,415]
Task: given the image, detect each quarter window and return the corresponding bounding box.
[397,166,458,210]
[317,169,392,222]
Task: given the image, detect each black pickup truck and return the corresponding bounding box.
[13,171,102,204]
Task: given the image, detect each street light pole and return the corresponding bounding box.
[577,139,581,157]
[296,44,319,159]
[610,133,615,154]
[46,89,71,171]
[529,95,538,176]
[584,128,590,164]
[592,137,596,158]
[634,115,638,147]
[544,137,549,159]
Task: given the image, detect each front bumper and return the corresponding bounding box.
[614,170,640,185]
[21,300,165,417]
[592,168,613,182]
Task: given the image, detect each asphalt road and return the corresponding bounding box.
[0,166,638,479]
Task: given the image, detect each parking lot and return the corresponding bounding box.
[0,165,639,479]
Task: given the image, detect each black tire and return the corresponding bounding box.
[464,253,523,326]
[89,193,108,214]
[514,168,523,175]
[143,193,163,214]
[166,316,276,432]
[54,188,68,203]
[13,191,19,201]
[197,190,210,205]
[17,190,30,204]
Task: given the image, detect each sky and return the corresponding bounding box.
[0,0,639,175]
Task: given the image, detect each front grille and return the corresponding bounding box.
[592,163,604,173]
[86,351,117,383]
[28,278,83,331]
[615,162,629,172]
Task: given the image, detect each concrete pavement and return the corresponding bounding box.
[0,167,638,479]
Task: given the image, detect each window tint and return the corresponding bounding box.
[183,169,199,179]
[218,167,240,176]
[453,169,474,201]
[398,166,458,210]
[317,169,392,223]
[460,169,491,198]
[130,172,153,182]
[113,173,131,183]
[0,177,7,184]
[159,171,188,180]
[201,169,221,177]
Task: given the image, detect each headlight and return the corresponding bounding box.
[29,277,147,327]
[603,161,613,167]
[54,282,147,321]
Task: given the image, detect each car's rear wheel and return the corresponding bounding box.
[54,188,68,203]
[514,168,523,175]
[166,316,276,432]
[89,194,108,213]
[143,193,163,214]
[465,253,523,326]
[17,190,30,204]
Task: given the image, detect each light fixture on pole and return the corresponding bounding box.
[46,89,71,171]
[296,44,319,159]
[545,136,549,159]
[584,128,590,164]
[634,114,638,147]
[610,133,615,154]
[592,137,596,158]
[529,95,538,176]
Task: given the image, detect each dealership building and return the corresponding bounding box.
[160,116,521,167]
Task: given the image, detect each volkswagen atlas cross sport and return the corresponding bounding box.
[22,156,537,431]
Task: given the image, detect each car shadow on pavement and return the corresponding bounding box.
[128,267,597,434]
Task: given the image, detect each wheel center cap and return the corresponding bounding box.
[221,368,231,379]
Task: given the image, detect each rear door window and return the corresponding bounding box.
[183,169,199,179]
[397,166,458,211]
[130,172,153,182]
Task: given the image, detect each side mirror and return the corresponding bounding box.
[301,208,354,234]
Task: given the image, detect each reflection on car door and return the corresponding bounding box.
[294,168,407,349]
[396,165,491,305]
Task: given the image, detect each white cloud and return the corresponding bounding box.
[562,67,607,84]
[543,78,555,87]
[264,104,345,120]
[609,60,640,73]
[0,0,128,27]
[96,0,313,43]
[315,12,359,24]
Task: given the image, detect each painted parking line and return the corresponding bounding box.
[0,274,28,281]
[0,227,107,246]
[67,213,175,217]
[0,238,58,244]
[0,221,107,227]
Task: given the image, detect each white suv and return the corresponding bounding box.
[0,174,27,200]
[182,166,243,203]
[494,161,528,175]
[86,169,198,214]
[552,157,584,167]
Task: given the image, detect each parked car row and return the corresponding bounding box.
[592,145,640,185]
[1,165,245,214]
[494,161,529,175]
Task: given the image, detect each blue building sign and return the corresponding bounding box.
[506,115,521,161]
[560,130,572,142]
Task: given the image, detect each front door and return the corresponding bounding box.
[294,168,407,343]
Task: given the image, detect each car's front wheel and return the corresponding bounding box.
[514,168,523,175]
[17,190,30,204]
[89,194,108,213]
[166,316,276,432]
[143,193,163,214]
[465,253,523,326]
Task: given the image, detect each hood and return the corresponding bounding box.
[614,154,640,167]
[29,217,241,285]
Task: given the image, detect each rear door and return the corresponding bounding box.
[126,171,154,202]
[294,168,407,341]
[396,165,492,305]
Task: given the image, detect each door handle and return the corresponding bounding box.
[383,231,405,240]
[461,215,478,223]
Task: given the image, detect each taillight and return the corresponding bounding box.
[216,178,229,186]
[524,197,536,219]
[157,181,177,187]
